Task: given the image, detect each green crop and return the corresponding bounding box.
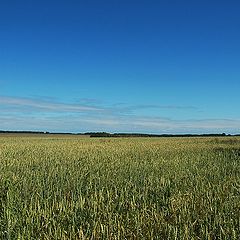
[0,135,239,239]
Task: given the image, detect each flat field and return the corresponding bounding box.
[0,135,239,239]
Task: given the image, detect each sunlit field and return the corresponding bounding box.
[0,135,239,239]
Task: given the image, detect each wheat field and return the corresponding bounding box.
[0,135,239,239]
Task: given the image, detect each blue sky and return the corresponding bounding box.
[1,0,240,133]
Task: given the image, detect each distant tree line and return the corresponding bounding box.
[0,130,239,137]
[0,130,45,134]
[86,132,237,138]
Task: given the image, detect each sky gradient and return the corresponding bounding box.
[1,0,240,134]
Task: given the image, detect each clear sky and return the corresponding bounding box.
[1,0,240,134]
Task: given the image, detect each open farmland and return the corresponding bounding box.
[0,135,239,239]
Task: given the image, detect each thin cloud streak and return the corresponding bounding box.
[0,96,197,115]
[0,96,103,112]
[118,104,197,111]
[110,103,197,114]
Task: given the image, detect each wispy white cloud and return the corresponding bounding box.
[1,95,239,134]
[0,96,103,112]
[114,104,197,113]
[0,96,197,115]
[78,116,240,133]
[1,113,239,134]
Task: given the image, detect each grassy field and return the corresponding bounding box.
[0,135,239,239]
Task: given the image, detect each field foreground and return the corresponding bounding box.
[0,136,239,239]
